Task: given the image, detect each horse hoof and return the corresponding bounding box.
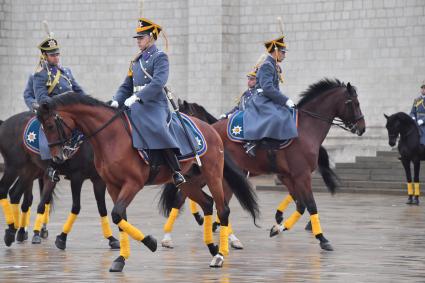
[209,253,224,268]
[207,243,218,256]
[230,239,244,250]
[212,222,220,233]
[55,235,67,250]
[109,256,125,272]
[194,213,204,226]
[275,210,283,224]
[32,234,41,244]
[320,241,334,251]
[161,239,174,249]
[40,227,49,239]
[4,228,17,247]
[108,236,120,250]
[305,221,312,231]
[269,224,281,238]
[142,235,157,252]
[16,229,27,243]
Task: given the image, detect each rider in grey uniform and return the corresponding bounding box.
[242,35,297,157]
[32,24,85,181]
[110,17,185,187]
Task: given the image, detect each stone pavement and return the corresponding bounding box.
[0,178,424,282]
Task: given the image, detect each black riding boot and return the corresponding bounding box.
[243,141,257,157]
[46,161,60,183]
[163,149,186,187]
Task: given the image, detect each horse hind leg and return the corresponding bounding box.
[17,184,33,243]
[161,188,187,249]
[401,158,414,204]
[413,160,420,205]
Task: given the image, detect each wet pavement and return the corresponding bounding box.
[0,178,425,282]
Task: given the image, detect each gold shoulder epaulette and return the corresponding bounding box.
[415,98,423,108]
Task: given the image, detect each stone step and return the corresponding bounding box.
[355,156,401,163]
[376,150,400,158]
[256,184,405,195]
[312,178,414,190]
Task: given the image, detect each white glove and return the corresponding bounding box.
[285,98,295,108]
[110,100,119,108]
[219,114,227,119]
[124,95,140,107]
[418,119,424,126]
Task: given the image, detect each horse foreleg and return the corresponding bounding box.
[222,179,243,250]
[0,168,19,246]
[32,175,55,244]
[109,183,156,273]
[54,175,83,250]
[413,160,420,205]
[401,158,414,204]
[91,176,119,249]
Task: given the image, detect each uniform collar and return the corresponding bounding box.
[141,44,158,61]
[266,54,277,66]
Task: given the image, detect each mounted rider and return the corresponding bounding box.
[221,70,257,119]
[410,80,425,145]
[110,17,187,187]
[242,35,298,157]
[32,21,85,180]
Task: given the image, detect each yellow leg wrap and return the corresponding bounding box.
[19,211,28,229]
[100,216,113,238]
[119,231,130,259]
[277,195,294,212]
[33,213,44,232]
[310,214,323,236]
[414,183,420,196]
[203,215,214,245]
[407,183,414,195]
[43,204,50,224]
[11,204,20,229]
[0,198,14,225]
[26,208,31,228]
[283,211,302,230]
[117,220,145,241]
[62,213,78,234]
[219,225,229,256]
[215,214,220,224]
[163,208,179,233]
[189,199,199,214]
[228,222,234,235]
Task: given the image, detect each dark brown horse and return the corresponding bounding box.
[35,93,259,272]
[183,79,365,251]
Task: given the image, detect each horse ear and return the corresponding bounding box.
[384,113,389,119]
[177,98,182,105]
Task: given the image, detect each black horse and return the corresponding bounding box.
[0,111,120,249]
[385,112,424,204]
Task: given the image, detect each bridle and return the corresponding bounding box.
[297,87,364,133]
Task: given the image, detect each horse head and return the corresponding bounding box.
[35,99,76,163]
[336,82,366,136]
[384,112,411,147]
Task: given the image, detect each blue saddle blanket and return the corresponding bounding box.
[23,116,83,156]
[129,113,207,162]
[227,109,298,146]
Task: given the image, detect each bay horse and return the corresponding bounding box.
[175,79,365,251]
[384,112,424,204]
[158,100,339,249]
[35,93,259,272]
[0,112,119,249]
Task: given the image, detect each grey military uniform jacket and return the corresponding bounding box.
[243,55,298,141]
[410,95,425,145]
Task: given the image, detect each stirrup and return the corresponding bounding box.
[173,172,186,187]
[243,142,257,157]
[47,167,60,182]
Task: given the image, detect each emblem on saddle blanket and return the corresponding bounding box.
[227,109,298,149]
[23,116,83,156]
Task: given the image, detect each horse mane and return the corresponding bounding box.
[390,112,416,126]
[50,92,115,110]
[297,78,346,108]
[183,100,218,124]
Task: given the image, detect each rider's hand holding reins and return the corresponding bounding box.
[285,98,295,108]
[124,95,140,107]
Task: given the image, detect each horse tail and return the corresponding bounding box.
[318,146,339,195]
[223,150,260,226]
[158,183,179,217]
